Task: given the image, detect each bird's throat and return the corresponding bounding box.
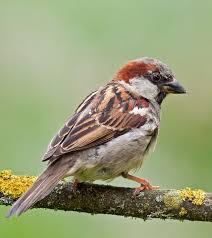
[156,92,166,105]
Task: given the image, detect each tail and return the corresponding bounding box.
[7,156,76,217]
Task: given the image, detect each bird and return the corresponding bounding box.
[7,57,186,217]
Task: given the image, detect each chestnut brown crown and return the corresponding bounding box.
[113,57,186,95]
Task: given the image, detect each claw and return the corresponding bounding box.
[121,172,159,196]
[133,183,159,196]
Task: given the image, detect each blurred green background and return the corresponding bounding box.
[0,0,212,237]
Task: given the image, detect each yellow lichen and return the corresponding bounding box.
[0,170,36,198]
[164,191,182,209]
[179,187,205,205]
[179,207,187,217]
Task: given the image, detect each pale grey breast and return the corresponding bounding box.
[71,101,160,182]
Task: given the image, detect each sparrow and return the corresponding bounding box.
[7,57,186,217]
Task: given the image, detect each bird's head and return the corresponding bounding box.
[113,57,186,103]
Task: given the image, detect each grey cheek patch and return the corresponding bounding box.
[129,77,159,100]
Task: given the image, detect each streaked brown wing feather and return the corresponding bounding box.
[43,83,148,162]
[43,113,80,160]
[43,90,99,161]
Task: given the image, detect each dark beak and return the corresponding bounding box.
[163,80,186,94]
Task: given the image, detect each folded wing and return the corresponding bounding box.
[43,83,149,163]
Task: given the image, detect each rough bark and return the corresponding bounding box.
[1,180,212,221]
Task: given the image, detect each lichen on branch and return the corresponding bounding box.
[179,187,205,205]
[0,170,212,222]
[0,170,36,198]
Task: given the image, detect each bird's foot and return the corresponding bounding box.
[133,181,159,196]
[121,172,159,196]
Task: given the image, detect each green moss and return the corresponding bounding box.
[164,191,182,209]
[179,207,188,217]
[143,203,149,210]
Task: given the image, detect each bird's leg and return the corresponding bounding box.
[71,178,80,193]
[121,172,159,195]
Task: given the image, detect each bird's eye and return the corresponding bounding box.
[152,73,161,82]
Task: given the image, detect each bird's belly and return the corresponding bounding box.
[71,127,156,181]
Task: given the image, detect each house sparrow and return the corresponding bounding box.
[7,57,186,217]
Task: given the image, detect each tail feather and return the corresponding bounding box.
[7,156,76,217]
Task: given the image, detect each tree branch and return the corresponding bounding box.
[0,170,211,221]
